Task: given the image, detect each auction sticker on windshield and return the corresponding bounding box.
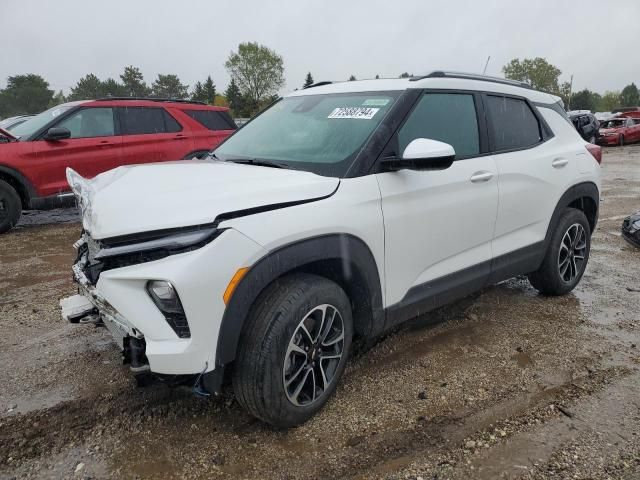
[328,107,380,120]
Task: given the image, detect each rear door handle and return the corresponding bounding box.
[470,171,494,183]
[552,157,569,168]
[174,134,187,140]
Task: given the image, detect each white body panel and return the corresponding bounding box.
[225,175,387,304]
[95,228,267,374]
[376,157,498,305]
[82,160,339,239]
[492,109,599,258]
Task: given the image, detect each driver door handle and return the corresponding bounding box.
[552,157,569,168]
[470,171,494,183]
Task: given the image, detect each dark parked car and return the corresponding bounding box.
[622,211,640,248]
[570,112,599,144]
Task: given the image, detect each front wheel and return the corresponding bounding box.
[0,179,22,234]
[619,134,625,146]
[232,273,353,428]
[528,208,591,296]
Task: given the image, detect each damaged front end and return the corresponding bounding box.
[61,231,151,376]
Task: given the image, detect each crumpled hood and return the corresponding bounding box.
[68,160,339,239]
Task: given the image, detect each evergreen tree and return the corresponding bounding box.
[203,76,216,104]
[151,74,189,99]
[348,75,356,81]
[303,72,314,88]
[68,74,103,101]
[101,78,128,97]
[120,66,149,97]
[224,78,242,114]
[191,81,206,103]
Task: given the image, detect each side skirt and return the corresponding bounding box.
[384,242,545,329]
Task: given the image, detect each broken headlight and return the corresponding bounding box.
[95,226,221,260]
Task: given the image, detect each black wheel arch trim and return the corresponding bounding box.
[0,164,37,207]
[215,233,384,367]
[543,182,599,251]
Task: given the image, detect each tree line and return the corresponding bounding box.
[0,42,287,119]
[2,49,638,120]
[503,57,639,112]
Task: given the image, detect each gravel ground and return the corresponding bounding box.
[0,146,639,479]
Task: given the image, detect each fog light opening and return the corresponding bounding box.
[146,280,191,338]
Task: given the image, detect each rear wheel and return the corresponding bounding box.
[232,273,353,428]
[0,179,22,234]
[619,134,625,146]
[528,208,591,296]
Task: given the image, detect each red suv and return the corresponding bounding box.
[0,98,236,233]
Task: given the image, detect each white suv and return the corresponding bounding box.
[60,72,602,427]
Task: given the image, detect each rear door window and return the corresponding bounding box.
[184,110,237,130]
[485,95,541,151]
[119,107,182,135]
[55,108,115,138]
[397,92,480,158]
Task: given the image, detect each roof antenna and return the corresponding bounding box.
[482,56,491,75]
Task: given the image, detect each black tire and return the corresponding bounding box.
[232,273,353,428]
[0,179,22,234]
[528,208,591,296]
[619,134,625,146]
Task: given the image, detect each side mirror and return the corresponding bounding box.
[381,138,455,171]
[44,127,71,141]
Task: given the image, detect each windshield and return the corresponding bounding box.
[214,92,400,177]
[10,104,75,139]
[600,119,625,129]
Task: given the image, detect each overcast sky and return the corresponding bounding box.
[2,0,638,95]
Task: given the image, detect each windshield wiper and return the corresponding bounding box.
[226,158,289,169]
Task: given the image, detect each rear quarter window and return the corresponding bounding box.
[183,110,237,131]
[119,107,182,135]
[486,95,542,151]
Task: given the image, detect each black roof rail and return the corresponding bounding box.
[410,71,532,89]
[95,97,207,105]
[303,81,334,89]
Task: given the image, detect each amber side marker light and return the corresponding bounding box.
[223,267,249,305]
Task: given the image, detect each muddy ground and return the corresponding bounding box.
[1,146,639,480]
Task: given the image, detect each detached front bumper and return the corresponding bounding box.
[60,228,267,380]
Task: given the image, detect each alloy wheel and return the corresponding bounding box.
[557,223,587,283]
[283,304,345,407]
